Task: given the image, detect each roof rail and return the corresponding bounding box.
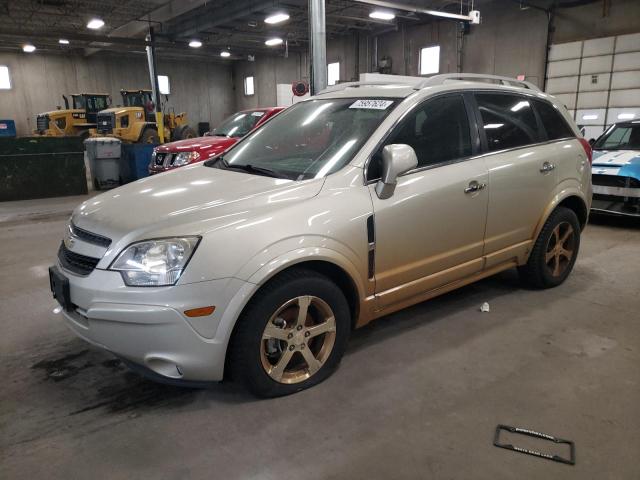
[316,79,421,95]
[416,73,541,91]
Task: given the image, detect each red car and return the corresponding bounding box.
[149,107,284,174]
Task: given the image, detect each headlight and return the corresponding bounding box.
[173,151,200,166]
[109,237,200,286]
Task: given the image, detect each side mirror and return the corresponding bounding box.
[588,138,596,146]
[375,144,418,199]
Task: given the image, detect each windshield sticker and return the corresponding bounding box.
[349,99,394,110]
[251,111,265,117]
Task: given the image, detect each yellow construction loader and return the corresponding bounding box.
[34,93,110,138]
[92,89,196,143]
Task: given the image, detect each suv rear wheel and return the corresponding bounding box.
[228,269,350,397]
[519,206,581,289]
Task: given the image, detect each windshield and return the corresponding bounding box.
[593,123,640,150]
[123,93,151,107]
[212,110,267,137]
[207,98,398,180]
[72,95,85,109]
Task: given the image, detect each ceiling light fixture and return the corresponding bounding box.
[189,39,203,48]
[22,44,36,53]
[265,12,290,24]
[618,113,635,120]
[265,37,283,46]
[220,51,231,57]
[87,18,105,30]
[59,39,69,45]
[369,10,395,21]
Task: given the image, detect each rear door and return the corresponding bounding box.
[473,92,557,267]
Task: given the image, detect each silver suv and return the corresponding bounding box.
[50,74,592,397]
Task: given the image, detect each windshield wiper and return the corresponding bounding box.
[225,163,288,179]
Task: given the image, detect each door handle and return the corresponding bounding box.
[464,181,486,194]
[540,162,556,173]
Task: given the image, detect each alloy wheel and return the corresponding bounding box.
[260,295,337,384]
[545,221,576,278]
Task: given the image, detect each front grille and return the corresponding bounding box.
[96,112,115,134]
[36,115,49,132]
[58,242,100,276]
[154,152,172,167]
[70,223,111,247]
[592,174,640,189]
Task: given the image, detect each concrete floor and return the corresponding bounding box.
[1,199,639,479]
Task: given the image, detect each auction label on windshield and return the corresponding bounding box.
[349,99,394,110]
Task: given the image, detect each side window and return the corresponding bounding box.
[533,100,575,140]
[475,93,540,152]
[368,95,472,179]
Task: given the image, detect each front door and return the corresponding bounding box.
[367,93,489,309]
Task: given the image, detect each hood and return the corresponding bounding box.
[40,109,83,117]
[592,149,640,180]
[156,135,236,154]
[592,149,640,166]
[72,164,324,242]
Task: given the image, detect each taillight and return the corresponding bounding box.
[578,137,592,165]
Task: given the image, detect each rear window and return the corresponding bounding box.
[534,100,574,140]
[475,93,541,152]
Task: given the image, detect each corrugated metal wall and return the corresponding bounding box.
[546,32,640,140]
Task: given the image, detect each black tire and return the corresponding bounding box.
[173,125,197,141]
[228,268,351,397]
[140,128,160,144]
[518,206,581,289]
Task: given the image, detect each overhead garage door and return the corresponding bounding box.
[546,32,640,141]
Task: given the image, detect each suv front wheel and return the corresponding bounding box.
[228,269,351,397]
[519,206,581,289]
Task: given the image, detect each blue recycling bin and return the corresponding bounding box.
[120,143,156,183]
[0,120,17,137]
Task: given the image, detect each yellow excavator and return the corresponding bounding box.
[92,89,196,143]
[34,93,110,138]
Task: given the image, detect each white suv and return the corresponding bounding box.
[50,74,592,397]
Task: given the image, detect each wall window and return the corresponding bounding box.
[158,75,170,95]
[327,62,340,86]
[244,76,255,96]
[419,46,440,75]
[475,93,541,152]
[0,66,10,90]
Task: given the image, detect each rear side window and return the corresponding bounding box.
[534,100,574,140]
[475,93,540,152]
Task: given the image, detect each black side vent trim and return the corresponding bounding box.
[366,214,375,279]
[71,223,112,248]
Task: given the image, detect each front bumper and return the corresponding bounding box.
[591,173,640,216]
[53,265,250,382]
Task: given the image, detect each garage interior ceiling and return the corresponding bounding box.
[0,0,475,60]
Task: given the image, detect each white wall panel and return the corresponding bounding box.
[576,108,607,125]
[546,76,579,94]
[613,52,640,71]
[578,73,611,92]
[609,88,640,107]
[580,55,613,74]
[606,107,640,123]
[547,59,581,78]
[582,37,615,57]
[583,125,606,140]
[576,90,609,109]
[548,41,582,61]
[611,70,640,90]
[615,32,640,53]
